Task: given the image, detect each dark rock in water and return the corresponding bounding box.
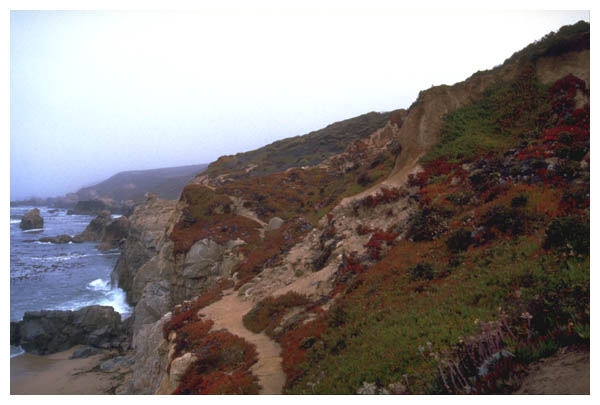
[48,209,58,213]
[70,345,102,359]
[98,216,129,251]
[12,305,128,355]
[39,234,77,244]
[73,211,112,243]
[19,208,44,230]
[10,321,21,346]
[72,211,130,250]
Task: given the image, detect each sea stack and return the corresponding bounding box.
[19,208,44,230]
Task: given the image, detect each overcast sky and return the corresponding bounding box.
[9,9,589,200]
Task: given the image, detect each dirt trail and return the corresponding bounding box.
[337,156,423,210]
[515,348,589,395]
[199,290,286,395]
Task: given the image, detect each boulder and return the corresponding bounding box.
[38,234,76,244]
[98,216,130,251]
[267,216,284,232]
[182,239,223,279]
[12,305,127,355]
[19,208,44,230]
[70,346,102,359]
[128,313,172,394]
[10,321,20,346]
[73,211,112,242]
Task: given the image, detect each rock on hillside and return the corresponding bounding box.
[19,208,43,230]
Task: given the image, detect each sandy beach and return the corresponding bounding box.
[10,346,131,395]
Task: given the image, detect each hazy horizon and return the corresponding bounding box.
[10,9,590,200]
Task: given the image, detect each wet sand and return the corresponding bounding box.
[11,346,123,395]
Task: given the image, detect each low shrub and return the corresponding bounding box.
[543,216,589,255]
[242,292,310,336]
[173,330,260,394]
[445,228,473,253]
[482,206,529,235]
[406,206,450,242]
[408,262,435,281]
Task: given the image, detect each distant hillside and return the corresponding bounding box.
[77,164,208,202]
[203,111,398,180]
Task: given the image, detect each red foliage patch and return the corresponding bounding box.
[360,187,408,209]
[408,158,466,189]
[364,230,399,260]
[173,330,259,394]
[234,217,311,290]
[329,252,367,297]
[280,317,327,388]
[170,214,262,255]
[242,291,311,336]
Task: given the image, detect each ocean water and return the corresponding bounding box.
[10,206,132,357]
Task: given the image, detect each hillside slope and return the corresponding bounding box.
[202,110,400,183]
[76,164,208,203]
[117,21,589,395]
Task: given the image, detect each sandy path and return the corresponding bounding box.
[199,291,286,395]
[336,157,423,210]
[10,346,120,394]
[515,348,589,395]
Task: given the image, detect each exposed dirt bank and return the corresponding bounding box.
[515,348,589,395]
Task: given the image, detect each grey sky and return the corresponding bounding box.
[10,9,589,200]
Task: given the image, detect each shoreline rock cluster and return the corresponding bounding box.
[37,210,130,251]
[10,305,132,355]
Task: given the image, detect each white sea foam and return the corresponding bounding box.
[87,278,111,291]
[111,214,123,219]
[22,228,45,233]
[54,285,132,318]
[10,346,25,358]
[30,252,99,262]
[10,219,20,224]
[97,288,132,318]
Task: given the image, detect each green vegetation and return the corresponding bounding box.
[422,65,549,165]
[217,144,398,224]
[503,20,589,64]
[204,111,396,180]
[281,54,589,394]
[172,22,589,395]
[243,292,310,338]
[169,184,261,254]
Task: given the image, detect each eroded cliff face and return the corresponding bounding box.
[120,35,589,394]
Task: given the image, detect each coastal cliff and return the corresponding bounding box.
[113,22,589,394]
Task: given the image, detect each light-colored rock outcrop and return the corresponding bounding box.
[128,312,171,394]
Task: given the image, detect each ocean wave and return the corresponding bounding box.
[87,278,111,291]
[97,288,132,318]
[111,214,123,219]
[22,228,45,233]
[10,219,20,224]
[53,287,132,318]
[10,346,25,358]
[30,252,95,262]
